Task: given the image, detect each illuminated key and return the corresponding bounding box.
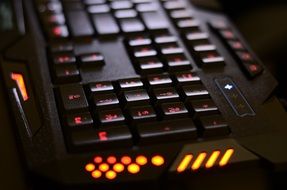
[191,152,207,171]
[177,154,193,173]
[11,73,29,101]
[205,151,220,169]
[219,148,234,167]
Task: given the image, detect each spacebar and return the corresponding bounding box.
[137,119,197,144]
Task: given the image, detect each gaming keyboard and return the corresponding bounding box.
[1,0,287,189]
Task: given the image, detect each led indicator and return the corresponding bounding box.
[105,170,117,180]
[151,155,165,166]
[107,156,117,164]
[113,163,124,173]
[85,163,95,172]
[219,148,234,167]
[94,156,103,164]
[11,73,29,101]
[177,154,193,173]
[99,163,109,172]
[136,156,147,166]
[191,152,207,171]
[205,151,220,169]
[121,156,132,165]
[127,163,140,174]
[91,170,102,179]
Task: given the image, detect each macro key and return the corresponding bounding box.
[98,108,125,125]
[92,93,119,109]
[66,112,93,128]
[152,87,180,103]
[128,105,157,122]
[159,102,189,119]
[88,81,114,94]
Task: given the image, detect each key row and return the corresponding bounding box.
[125,32,193,74]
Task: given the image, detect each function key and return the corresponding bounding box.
[53,53,76,65]
[98,108,126,125]
[58,84,89,113]
[128,105,157,122]
[175,71,201,84]
[118,78,144,90]
[188,98,219,115]
[165,54,192,71]
[220,30,236,40]
[54,64,81,83]
[147,74,173,87]
[181,84,209,99]
[88,81,114,93]
[152,87,180,103]
[236,51,254,62]
[198,115,230,137]
[92,93,120,109]
[136,57,164,74]
[66,112,94,128]
[122,89,150,106]
[137,119,197,144]
[70,126,132,149]
[244,62,264,78]
[128,35,152,46]
[228,40,245,51]
[159,102,188,119]
[79,53,105,67]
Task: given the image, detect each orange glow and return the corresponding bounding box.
[177,154,193,173]
[151,155,165,166]
[127,163,140,174]
[99,163,109,172]
[91,170,102,179]
[85,163,95,172]
[107,156,117,164]
[121,156,132,165]
[219,149,234,167]
[136,155,147,166]
[94,156,103,164]
[191,152,207,171]
[11,73,29,101]
[113,163,125,173]
[205,151,221,169]
[105,170,117,180]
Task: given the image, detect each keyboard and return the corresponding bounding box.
[1,0,287,189]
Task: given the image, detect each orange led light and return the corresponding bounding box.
[191,152,207,171]
[205,151,221,169]
[113,163,125,173]
[127,163,140,174]
[94,156,103,164]
[151,155,165,166]
[85,163,95,172]
[99,163,109,172]
[121,156,132,165]
[105,170,117,180]
[107,156,117,164]
[219,148,234,167]
[91,170,102,179]
[136,155,147,166]
[177,154,193,173]
[11,73,29,101]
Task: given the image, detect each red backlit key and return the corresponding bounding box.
[128,35,152,46]
[98,108,125,125]
[137,57,164,74]
[66,112,93,128]
[181,84,209,99]
[122,89,150,106]
[159,42,184,55]
[88,81,114,93]
[175,71,201,84]
[152,87,180,103]
[53,53,76,65]
[165,54,192,71]
[92,93,119,108]
[79,52,105,66]
[50,25,69,39]
[133,46,157,58]
[159,102,189,119]
[128,105,157,122]
[118,78,144,90]
[147,74,173,87]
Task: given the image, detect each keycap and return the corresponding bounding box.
[118,78,144,90]
[98,108,125,125]
[128,105,157,122]
[88,4,110,14]
[66,11,94,38]
[88,81,114,93]
[152,87,180,102]
[199,50,225,66]
[92,93,119,108]
[160,42,184,55]
[122,89,150,105]
[198,115,230,137]
[136,57,164,74]
[165,54,192,71]
[176,19,200,30]
[133,46,157,58]
[70,126,132,149]
[174,71,201,84]
[83,0,106,5]
[136,2,158,12]
[120,18,145,33]
[220,29,236,40]
[63,2,84,11]
[45,13,66,25]
[170,9,192,19]
[128,35,152,46]
[50,42,74,53]
[54,65,81,83]
[53,53,76,65]
[66,112,93,128]
[159,102,189,119]
[141,11,168,31]
[242,62,264,78]
[58,84,89,112]
[49,25,69,39]
[137,119,197,144]
[164,1,186,10]
[92,13,120,35]
[188,99,219,115]
[181,84,209,99]
[154,35,177,44]
[115,9,138,19]
[147,74,173,87]
[79,52,105,67]
[110,0,133,10]
[228,40,245,51]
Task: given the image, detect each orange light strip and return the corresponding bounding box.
[177,154,193,173]
[11,73,29,101]
[219,148,234,167]
[191,152,207,171]
[205,151,221,169]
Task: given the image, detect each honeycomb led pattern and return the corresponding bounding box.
[85,155,165,180]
